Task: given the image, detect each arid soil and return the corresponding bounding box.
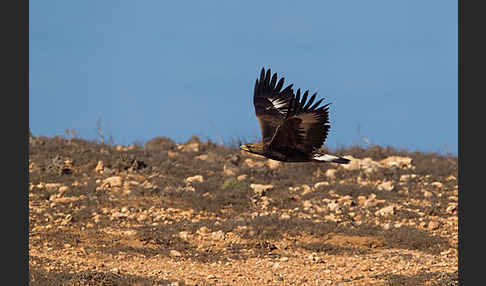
[29,135,458,285]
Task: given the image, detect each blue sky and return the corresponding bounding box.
[29,1,457,154]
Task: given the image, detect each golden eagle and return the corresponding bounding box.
[240,68,350,164]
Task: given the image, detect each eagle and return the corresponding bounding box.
[240,68,350,164]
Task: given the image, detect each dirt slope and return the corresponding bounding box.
[29,136,458,285]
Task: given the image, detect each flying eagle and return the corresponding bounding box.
[240,68,350,164]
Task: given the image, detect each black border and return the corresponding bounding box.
[459,0,483,284]
[0,0,29,285]
[3,0,29,283]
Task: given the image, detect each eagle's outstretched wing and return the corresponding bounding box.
[253,68,294,143]
[269,88,330,154]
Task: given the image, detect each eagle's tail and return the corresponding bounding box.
[312,153,350,164]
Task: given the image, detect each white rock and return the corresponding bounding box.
[328,201,340,212]
[237,174,247,181]
[280,213,291,220]
[197,226,211,235]
[170,250,182,257]
[377,181,394,192]
[211,230,225,240]
[431,181,444,188]
[244,158,265,168]
[446,203,457,214]
[423,190,434,198]
[300,184,313,195]
[314,181,329,189]
[302,200,313,209]
[45,183,61,191]
[185,175,204,184]
[399,174,417,182]
[428,220,440,230]
[103,176,123,187]
[266,159,282,169]
[379,156,413,168]
[250,184,274,195]
[325,169,337,178]
[58,186,69,193]
[195,154,208,161]
[376,205,396,216]
[178,142,199,152]
[95,160,104,174]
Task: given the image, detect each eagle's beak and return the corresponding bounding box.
[240,145,249,152]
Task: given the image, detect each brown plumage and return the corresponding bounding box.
[240,67,350,164]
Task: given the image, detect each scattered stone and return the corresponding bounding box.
[309,252,322,263]
[266,159,282,169]
[197,226,211,235]
[400,174,417,182]
[314,181,329,189]
[177,142,199,152]
[324,213,337,222]
[244,158,265,168]
[167,151,178,158]
[178,231,190,240]
[379,156,413,168]
[280,213,291,220]
[325,169,337,178]
[428,220,441,230]
[313,168,325,177]
[258,196,272,209]
[328,201,340,212]
[302,200,313,209]
[357,195,367,206]
[279,257,289,262]
[60,214,73,226]
[237,174,247,181]
[136,214,148,222]
[195,154,208,161]
[424,190,434,198]
[364,199,379,208]
[50,196,82,204]
[45,183,62,191]
[223,168,236,176]
[103,176,123,188]
[341,156,380,173]
[170,250,182,257]
[300,184,313,196]
[58,186,70,193]
[446,203,457,214]
[250,184,274,196]
[211,230,225,240]
[431,181,444,188]
[376,205,396,216]
[95,161,104,174]
[357,176,370,185]
[185,175,204,184]
[377,181,394,192]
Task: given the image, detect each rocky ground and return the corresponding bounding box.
[29,135,458,285]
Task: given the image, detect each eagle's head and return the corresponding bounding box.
[240,142,264,155]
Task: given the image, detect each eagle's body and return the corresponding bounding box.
[240,68,350,164]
